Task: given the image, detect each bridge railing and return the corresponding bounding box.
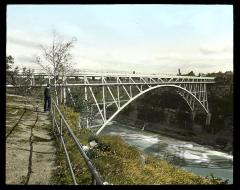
[51,98,104,185]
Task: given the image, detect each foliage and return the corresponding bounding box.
[186,71,195,76]
[206,71,233,85]
[206,76,233,134]
[6,55,14,71]
[179,70,196,76]
[176,111,193,129]
[135,90,190,124]
[6,55,19,86]
[121,103,134,116]
[6,55,37,100]
[205,173,229,184]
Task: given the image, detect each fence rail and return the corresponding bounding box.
[51,98,104,185]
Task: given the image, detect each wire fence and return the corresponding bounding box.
[51,98,104,185]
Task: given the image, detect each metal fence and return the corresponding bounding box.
[51,98,104,185]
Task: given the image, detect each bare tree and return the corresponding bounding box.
[35,30,77,104]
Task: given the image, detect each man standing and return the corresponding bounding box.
[44,83,51,112]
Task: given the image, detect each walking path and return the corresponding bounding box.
[6,94,56,184]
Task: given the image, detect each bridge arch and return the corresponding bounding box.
[96,84,208,135]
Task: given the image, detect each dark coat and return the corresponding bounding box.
[44,87,51,98]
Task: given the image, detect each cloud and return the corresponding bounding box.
[8,37,42,49]
[17,55,35,63]
[150,52,233,74]
[154,50,232,62]
[199,46,232,55]
[70,46,233,74]
[74,55,137,71]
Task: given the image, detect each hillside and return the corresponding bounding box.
[50,105,223,185]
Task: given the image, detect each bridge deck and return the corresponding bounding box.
[6,73,215,88]
[11,72,215,79]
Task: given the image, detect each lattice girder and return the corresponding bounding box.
[6,73,214,134]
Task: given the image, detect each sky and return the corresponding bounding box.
[7,4,233,75]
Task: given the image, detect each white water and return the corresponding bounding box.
[100,121,233,184]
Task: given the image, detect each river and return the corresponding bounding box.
[98,121,233,184]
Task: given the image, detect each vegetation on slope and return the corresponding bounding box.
[50,105,222,185]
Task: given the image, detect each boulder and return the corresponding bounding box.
[82,145,90,152]
[89,140,98,148]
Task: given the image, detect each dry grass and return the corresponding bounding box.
[50,105,221,185]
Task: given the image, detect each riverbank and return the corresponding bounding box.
[114,115,232,154]
[51,105,223,185]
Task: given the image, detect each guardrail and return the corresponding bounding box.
[51,98,104,185]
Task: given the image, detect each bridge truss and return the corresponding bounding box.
[6,73,215,135]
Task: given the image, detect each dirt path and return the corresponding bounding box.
[6,95,56,184]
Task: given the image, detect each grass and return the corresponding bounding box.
[50,104,223,185]
[6,106,25,135]
[6,107,24,118]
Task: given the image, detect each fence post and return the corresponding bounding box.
[50,98,104,185]
[52,105,55,133]
[60,115,63,150]
[92,175,97,185]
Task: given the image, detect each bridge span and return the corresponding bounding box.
[6,72,215,135]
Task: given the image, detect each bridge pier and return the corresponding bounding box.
[191,110,196,121]
[205,113,211,126]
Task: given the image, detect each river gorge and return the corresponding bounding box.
[99,121,233,184]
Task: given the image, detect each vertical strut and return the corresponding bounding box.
[84,76,89,128]
[63,77,66,104]
[118,78,131,99]
[104,78,119,109]
[199,83,202,100]
[66,81,75,106]
[204,83,209,111]
[129,77,132,98]
[197,83,200,100]
[32,75,35,86]
[60,83,63,104]
[102,77,106,121]
[117,77,120,107]
[88,86,105,122]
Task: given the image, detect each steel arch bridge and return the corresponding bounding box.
[6,72,215,135]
